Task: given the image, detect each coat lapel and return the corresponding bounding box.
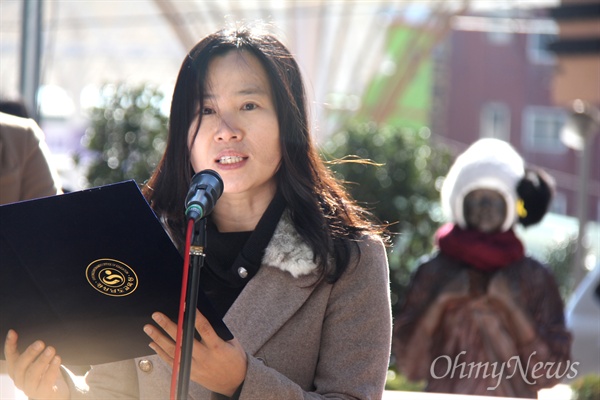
[223,212,321,355]
[223,266,319,355]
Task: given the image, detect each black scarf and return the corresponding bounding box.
[199,191,286,318]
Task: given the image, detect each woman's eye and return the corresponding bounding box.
[202,107,215,115]
[242,103,257,111]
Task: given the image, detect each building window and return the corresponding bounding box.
[480,102,510,141]
[527,33,557,65]
[484,12,515,45]
[550,191,567,215]
[487,29,513,45]
[522,106,567,153]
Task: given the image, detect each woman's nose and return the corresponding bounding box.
[214,115,241,142]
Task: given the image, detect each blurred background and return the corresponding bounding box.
[1,0,599,398]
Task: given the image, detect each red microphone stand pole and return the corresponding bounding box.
[172,218,207,399]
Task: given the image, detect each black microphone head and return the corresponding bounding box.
[185,170,224,222]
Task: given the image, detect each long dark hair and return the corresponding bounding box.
[143,24,386,283]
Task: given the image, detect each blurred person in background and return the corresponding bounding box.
[0,102,62,395]
[0,99,62,204]
[3,24,392,399]
[393,138,572,398]
[0,99,30,119]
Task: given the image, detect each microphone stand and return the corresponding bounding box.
[176,217,207,399]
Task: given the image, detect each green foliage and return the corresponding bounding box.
[322,121,453,314]
[385,369,426,391]
[571,374,600,400]
[80,83,169,187]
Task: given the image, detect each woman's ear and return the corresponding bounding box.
[516,167,555,227]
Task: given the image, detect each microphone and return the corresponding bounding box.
[185,170,224,222]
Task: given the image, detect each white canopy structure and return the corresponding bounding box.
[0,0,557,137]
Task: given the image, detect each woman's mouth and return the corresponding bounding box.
[218,155,246,164]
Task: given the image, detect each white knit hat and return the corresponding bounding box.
[441,138,525,232]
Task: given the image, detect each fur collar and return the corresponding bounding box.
[161,211,319,278]
[262,211,318,278]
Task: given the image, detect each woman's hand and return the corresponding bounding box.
[144,310,247,396]
[422,276,470,335]
[487,276,536,346]
[4,329,70,400]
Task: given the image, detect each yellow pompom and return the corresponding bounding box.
[517,198,528,218]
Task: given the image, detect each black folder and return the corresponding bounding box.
[0,180,232,366]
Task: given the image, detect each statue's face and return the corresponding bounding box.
[463,189,507,233]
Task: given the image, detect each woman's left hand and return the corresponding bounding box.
[144,310,247,396]
[487,276,536,346]
[487,275,518,310]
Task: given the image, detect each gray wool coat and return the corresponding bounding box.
[68,212,392,399]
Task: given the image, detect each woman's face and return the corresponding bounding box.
[463,189,507,233]
[188,50,281,200]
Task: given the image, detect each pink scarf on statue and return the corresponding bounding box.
[435,223,525,271]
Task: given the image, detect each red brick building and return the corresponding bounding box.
[431,6,600,223]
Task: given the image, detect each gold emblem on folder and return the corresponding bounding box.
[86,259,138,297]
